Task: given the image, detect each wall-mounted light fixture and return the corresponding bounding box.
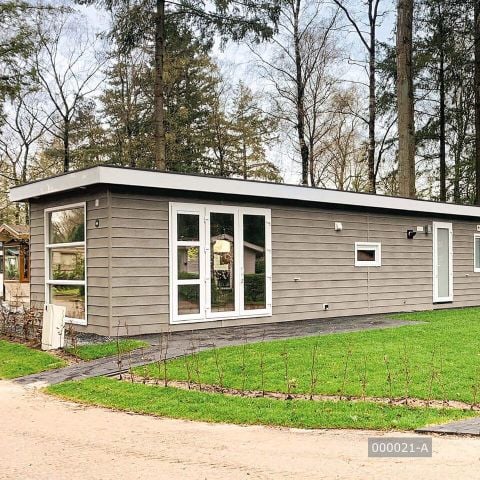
[95,219,100,228]
[407,229,417,239]
[334,222,343,232]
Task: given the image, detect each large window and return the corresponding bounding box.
[45,204,86,324]
[170,203,272,323]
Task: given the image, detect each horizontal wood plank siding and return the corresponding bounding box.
[27,185,480,336]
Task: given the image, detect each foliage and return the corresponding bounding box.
[46,376,476,431]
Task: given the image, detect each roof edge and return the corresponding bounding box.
[9,165,480,219]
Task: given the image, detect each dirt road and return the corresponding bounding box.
[1,380,479,480]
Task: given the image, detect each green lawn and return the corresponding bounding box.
[0,340,66,379]
[137,308,480,405]
[46,377,476,431]
[66,340,148,361]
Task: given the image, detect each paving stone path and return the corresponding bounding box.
[416,418,480,436]
[14,315,416,387]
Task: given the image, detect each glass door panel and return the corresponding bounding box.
[243,214,266,310]
[433,222,452,302]
[210,212,235,313]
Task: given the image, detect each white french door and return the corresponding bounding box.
[433,222,453,303]
[170,203,272,324]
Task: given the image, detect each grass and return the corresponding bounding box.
[137,308,480,404]
[66,339,148,361]
[46,377,477,431]
[0,339,66,379]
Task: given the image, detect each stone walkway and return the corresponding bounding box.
[14,315,416,387]
[417,418,480,437]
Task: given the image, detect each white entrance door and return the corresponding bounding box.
[433,222,453,303]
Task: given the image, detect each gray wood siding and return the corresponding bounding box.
[29,188,110,336]
[109,192,169,334]
[28,185,480,336]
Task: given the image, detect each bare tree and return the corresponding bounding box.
[32,12,105,172]
[333,0,385,193]
[253,0,340,185]
[0,89,50,222]
[314,88,369,191]
[475,0,480,204]
[397,0,415,198]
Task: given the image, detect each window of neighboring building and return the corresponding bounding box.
[170,203,272,324]
[4,244,29,282]
[474,234,480,273]
[45,204,86,325]
[355,242,382,267]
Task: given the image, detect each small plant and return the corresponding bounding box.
[383,353,394,403]
[426,345,437,406]
[309,342,319,400]
[240,336,248,394]
[281,343,295,398]
[213,344,224,388]
[359,354,368,401]
[259,330,266,397]
[339,346,353,400]
[401,341,411,405]
[115,321,123,380]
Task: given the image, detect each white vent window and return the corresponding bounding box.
[355,242,381,267]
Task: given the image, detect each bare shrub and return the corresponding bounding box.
[309,342,319,400]
[339,346,353,400]
[0,305,42,344]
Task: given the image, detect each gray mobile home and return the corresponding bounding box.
[9,165,480,336]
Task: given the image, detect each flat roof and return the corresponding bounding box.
[9,165,480,218]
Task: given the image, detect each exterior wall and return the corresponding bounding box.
[28,185,480,336]
[29,187,110,336]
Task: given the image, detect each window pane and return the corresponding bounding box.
[178,284,200,315]
[50,285,85,320]
[4,247,19,280]
[177,214,199,241]
[476,238,480,269]
[357,249,376,262]
[210,212,235,312]
[49,208,85,244]
[178,246,199,279]
[50,246,85,281]
[243,215,266,310]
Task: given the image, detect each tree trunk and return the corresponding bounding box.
[63,119,70,173]
[242,138,247,179]
[368,12,376,193]
[292,0,309,186]
[154,0,166,170]
[475,0,480,204]
[396,0,416,198]
[439,19,447,202]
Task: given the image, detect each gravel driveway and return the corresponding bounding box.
[2,381,480,479]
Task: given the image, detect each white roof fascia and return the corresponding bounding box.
[9,165,480,219]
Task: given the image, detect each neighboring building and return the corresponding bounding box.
[0,224,30,307]
[8,165,480,336]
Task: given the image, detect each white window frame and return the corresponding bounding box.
[474,234,480,273]
[44,202,87,326]
[432,221,453,303]
[169,202,272,324]
[354,242,381,267]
